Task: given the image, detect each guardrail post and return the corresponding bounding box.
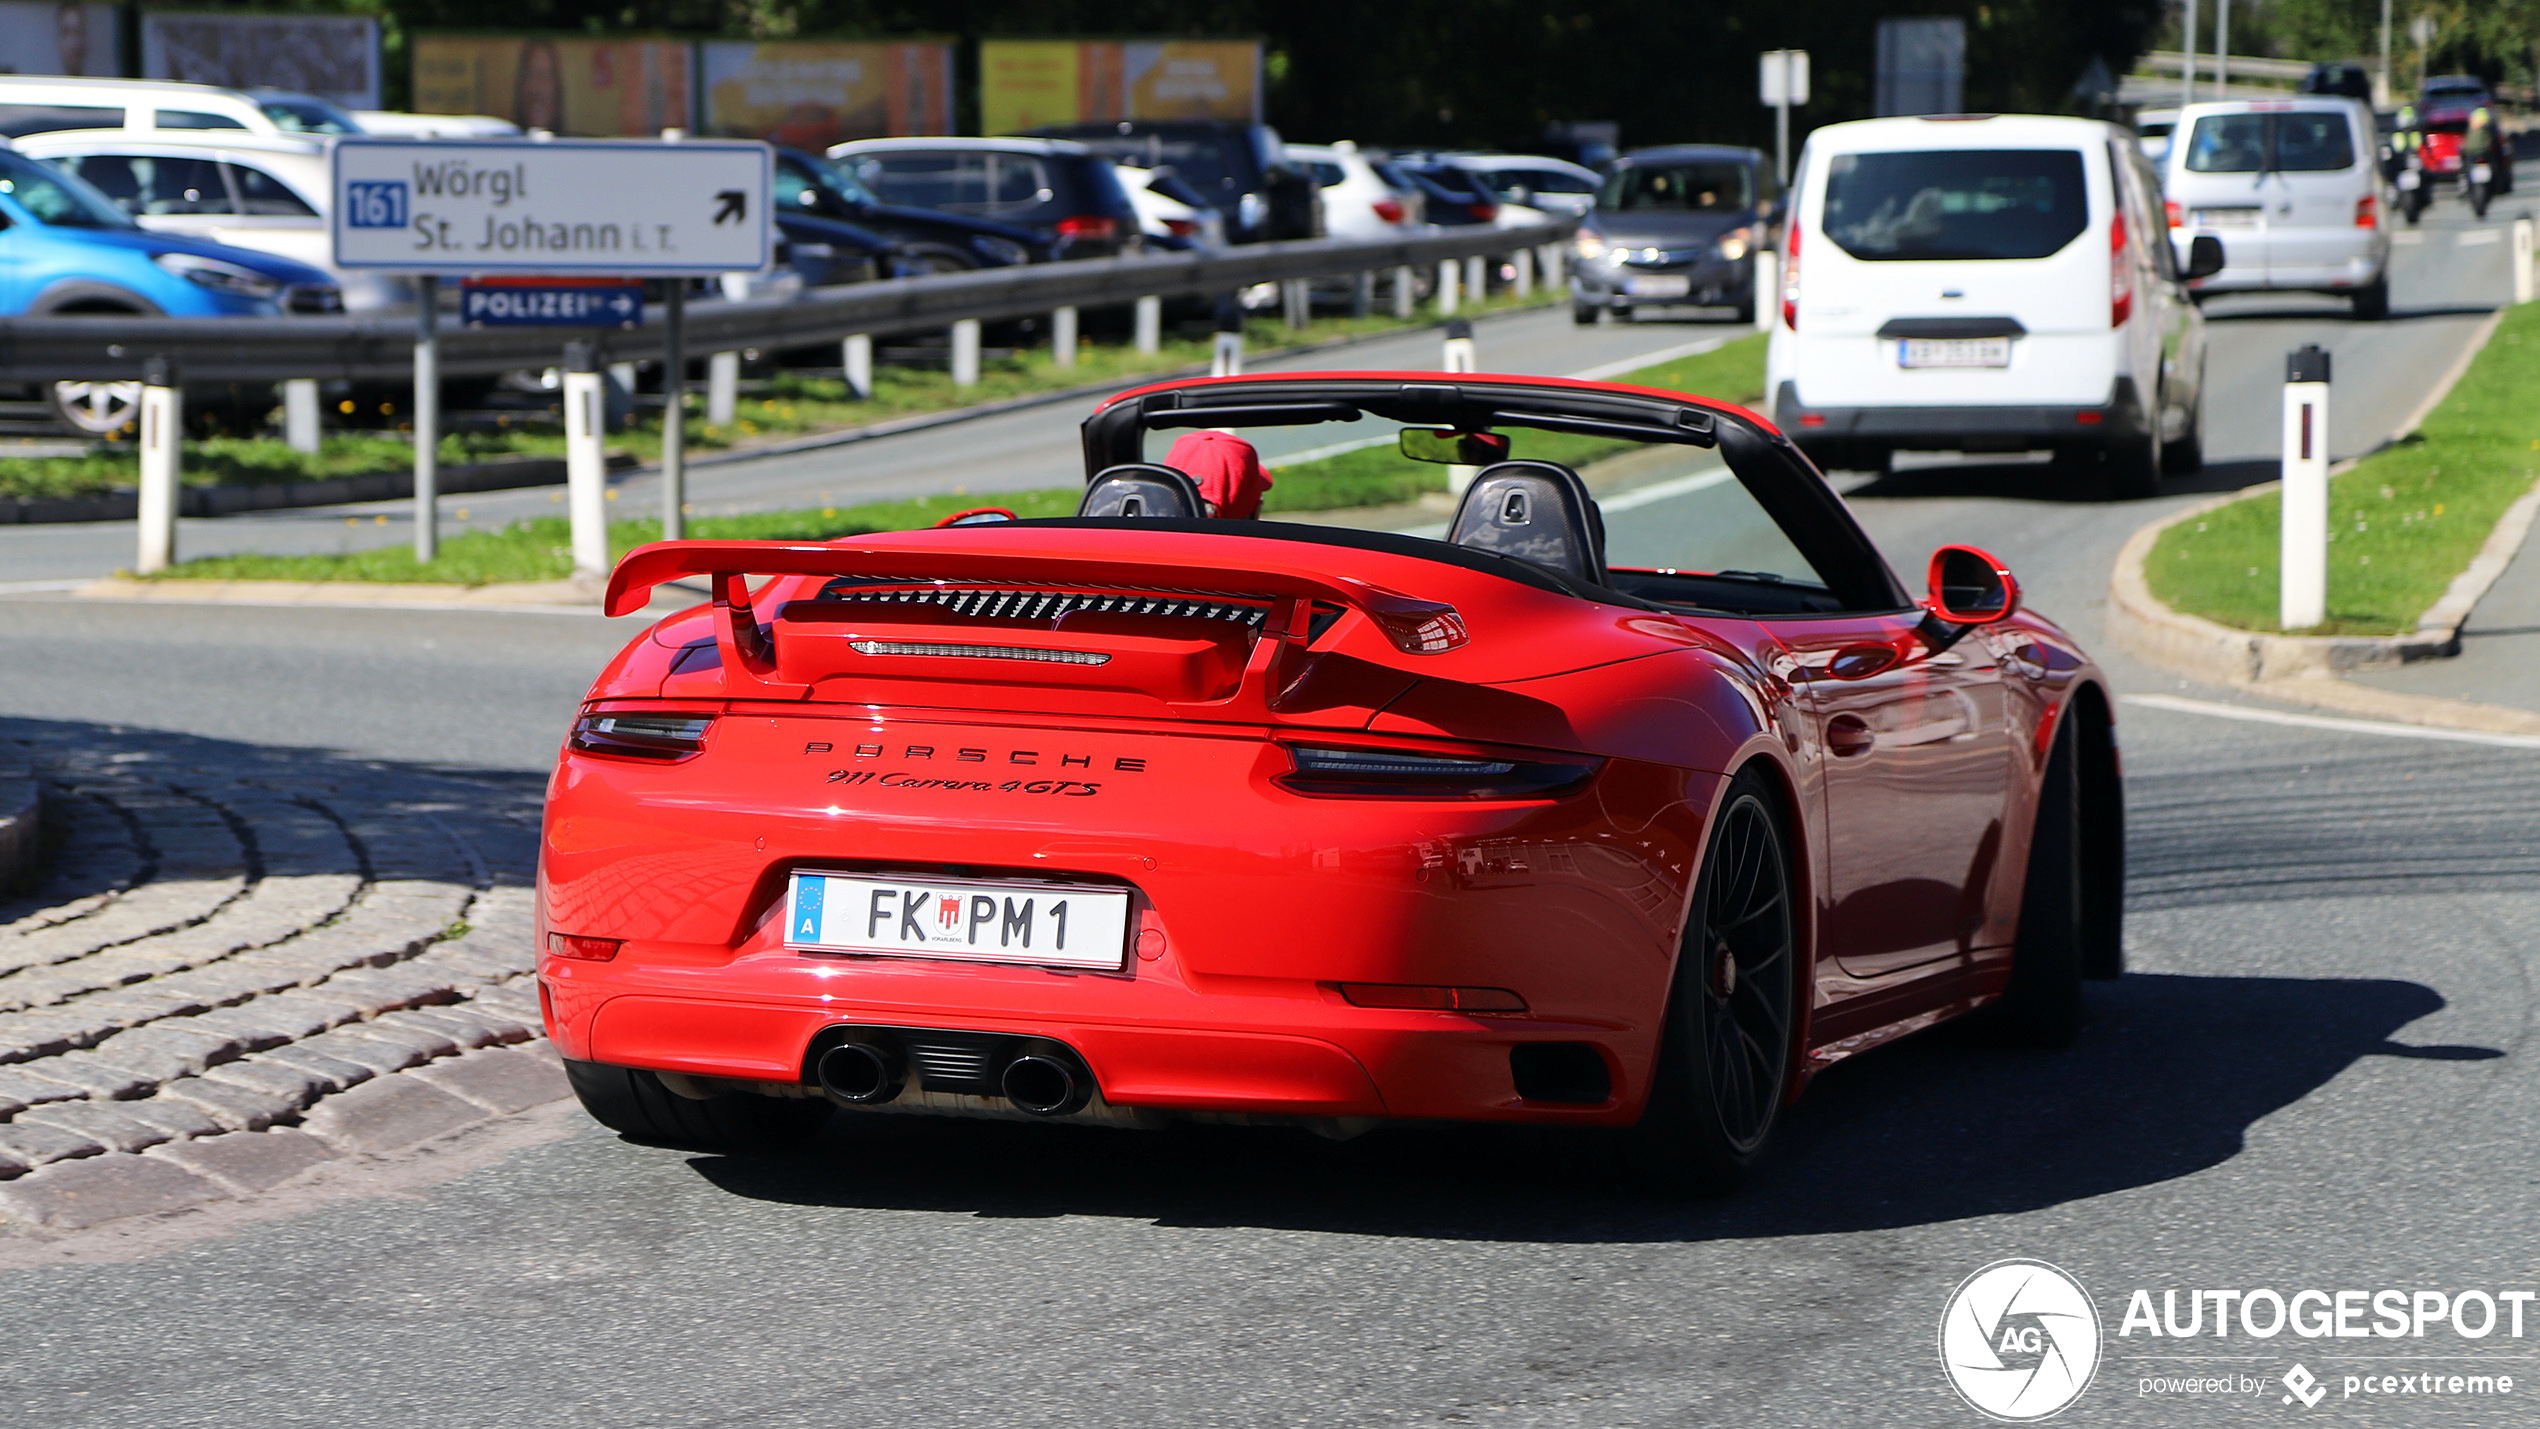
[2515,216,2534,304]
[1281,279,1309,330]
[1437,258,1460,315]
[1134,295,1162,355]
[605,361,637,433]
[1542,241,1565,287]
[1465,255,1487,308]
[1052,306,1078,368]
[841,333,873,398]
[1513,248,1534,299]
[1755,250,1779,331]
[2281,345,2331,630]
[1351,271,1373,318]
[950,318,982,387]
[707,351,738,426]
[662,282,687,541]
[1392,265,1415,319]
[135,355,179,576]
[1441,317,1476,373]
[563,341,609,579]
[412,274,440,562]
[1211,300,1244,377]
[282,379,320,454]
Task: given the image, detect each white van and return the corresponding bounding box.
[1766,114,2222,497]
[0,76,305,138]
[2161,98,2390,318]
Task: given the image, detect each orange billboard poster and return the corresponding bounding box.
[413,35,693,136]
[981,39,1259,134]
[700,41,952,151]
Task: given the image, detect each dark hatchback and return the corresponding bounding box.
[773,149,1050,270]
[1395,161,1504,226]
[1028,120,1319,242]
[1572,145,1777,324]
[829,138,1143,260]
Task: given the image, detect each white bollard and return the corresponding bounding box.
[842,333,872,399]
[1392,264,1416,319]
[2515,217,2535,304]
[1465,255,1486,307]
[1134,295,1162,354]
[1282,278,1310,329]
[1437,258,1460,315]
[2281,345,2332,630]
[1542,241,1566,286]
[1755,251,1779,331]
[1051,306,1078,368]
[1351,271,1373,318]
[950,318,981,386]
[1513,248,1534,299]
[1211,319,1244,378]
[283,378,321,454]
[706,351,738,426]
[135,356,180,575]
[1441,317,1477,373]
[563,343,609,578]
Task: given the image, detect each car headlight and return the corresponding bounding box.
[1575,229,1608,261]
[1715,226,1753,262]
[152,252,284,300]
[970,235,1031,266]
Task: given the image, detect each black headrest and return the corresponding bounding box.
[1079,463,1205,519]
[1444,460,1605,582]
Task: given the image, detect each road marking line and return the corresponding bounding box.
[2457,229,2503,246]
[0,579,89,595]
[2123,693,2540,749]
[2393,231,2426,245]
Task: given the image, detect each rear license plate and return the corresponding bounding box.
[1898,337,2011,369]
[1625,274,1692,297]
[785,871,1131,970]
[2194,207,2260,226]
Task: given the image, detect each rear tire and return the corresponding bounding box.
[2350,276,2389,321]
[2470,182,2492,220]
[565,1059,832,1153]
[2403,187,2427,225]
[2101,424,2162,500]
[1573,301,1600,326]
[1627,767,1798,1194]
[1973,722,2084,1048]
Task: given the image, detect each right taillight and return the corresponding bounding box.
[2355,194,2378,228]
[546,933,622,961]
[568,711,714,760]
[1276,744,1601,800]
[1057,215,1118,241]
[1373,198,1405,224]
[1781,218,1801,329]
[1470,202,1497,221]
[2165,199,2182,228]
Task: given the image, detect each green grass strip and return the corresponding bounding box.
[2147,305,2540,635]
[152,330,1771,586]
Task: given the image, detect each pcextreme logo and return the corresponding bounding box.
[1940,1259,2104,1421]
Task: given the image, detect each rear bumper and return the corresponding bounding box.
[1774,377,2148,462]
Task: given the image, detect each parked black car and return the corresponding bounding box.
[773,149,1048,270]
[1028,120,1319,242]
[2297,62,2374,102]
[1394,161,1504,226]
[1570,144,1776,325]
[829,138,1142,260]
[771,210,897,287]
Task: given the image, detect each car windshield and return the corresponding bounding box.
[0,151,135,228]
[1822,149,2086,261]
[803,156,880,206]
[1600,161,1752,213]
[2182,112,2355,173]
[257,96,362,134]
[1131,418,1841,612]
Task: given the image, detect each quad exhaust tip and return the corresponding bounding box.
[816,1039,907,1105]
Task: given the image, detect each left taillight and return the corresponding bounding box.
[2109,209,2134,328]
[1277,743,1601,800]
[568,712,714,760]
[2355,193,2378,228]
[1372,198,1406,225]
[1469,202,1498,222]
[546,933,622,961]
[1058,215,1119,242]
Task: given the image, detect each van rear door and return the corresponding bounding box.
[2265,106,2368,283]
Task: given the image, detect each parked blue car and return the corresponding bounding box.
[0,146,338,318]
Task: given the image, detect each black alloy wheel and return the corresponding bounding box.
[565,1059,832,1153]
[1630,768,1797,1193]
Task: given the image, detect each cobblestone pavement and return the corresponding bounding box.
[0,716,564,1232]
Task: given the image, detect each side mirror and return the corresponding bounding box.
[2184,234,2226,280]
[1399,428,1512,465]
[1926,545,2020,624]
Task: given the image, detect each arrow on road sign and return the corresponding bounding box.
[714,190,746,224]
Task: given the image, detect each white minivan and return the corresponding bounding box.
[1766,114,2222,497]
[2162,98,2390,318]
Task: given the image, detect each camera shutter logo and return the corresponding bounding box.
[1939,1259,2103,1420]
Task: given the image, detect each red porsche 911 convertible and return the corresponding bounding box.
[538,370,2122,1190]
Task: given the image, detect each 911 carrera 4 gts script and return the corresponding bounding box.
[825,771,1103,795]
[784,871,1131,969]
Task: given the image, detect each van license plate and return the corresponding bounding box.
[1625,274,1691,297]
[784,870,1131,970]
[2194,207,2260,226]
[1899,338,2010,369]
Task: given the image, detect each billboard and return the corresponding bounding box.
[0,3,121,77]
[142,11,382,108]
[699,40,952,152]
[413,35,692,136]
[980,40,1260,135]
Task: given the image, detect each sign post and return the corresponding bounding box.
[2281,345,2331,631]
[333,138,770,570]
[1759,50,1810,187]
[414,274,438,561]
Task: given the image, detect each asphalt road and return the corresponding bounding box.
[1,204,2535,1428]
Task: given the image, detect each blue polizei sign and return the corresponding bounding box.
[458,283,642,327]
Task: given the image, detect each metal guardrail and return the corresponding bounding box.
[0,220,1575,384]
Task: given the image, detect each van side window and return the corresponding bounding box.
[226,163,316,216]
[0,103,120,137]
[155,110,251,131]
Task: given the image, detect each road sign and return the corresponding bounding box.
[1759,50,1810,107]
[331,138,772,275]
[459,280,643,327]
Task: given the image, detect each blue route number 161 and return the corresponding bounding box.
[345,181,409,229]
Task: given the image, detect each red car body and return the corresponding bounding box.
[537,371,2121,1154]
